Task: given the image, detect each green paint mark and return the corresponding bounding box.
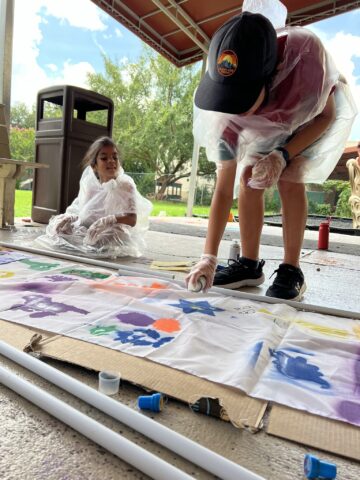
[20,259,60,271]
[62,268,111,280]
[90,325,117,336]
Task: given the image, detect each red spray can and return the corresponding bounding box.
[318,218,331,250]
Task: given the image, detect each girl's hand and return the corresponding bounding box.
[85,215,117,244]
[53,214,78,234]
[247,150,287,189]
[185,254,217,293]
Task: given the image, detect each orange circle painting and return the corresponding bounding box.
[153,318,181,333]
[217,50,238,76]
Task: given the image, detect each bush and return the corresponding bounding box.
[127,172,156,197]
[265,188,281,213]
[313,203,332,216]
[335,184,352,218]
[195,184,213,206]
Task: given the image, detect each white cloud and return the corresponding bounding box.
[307,25,360,140]
[61,60,95,85]
[40,0,107,31]
[46,64,58,72]
[92,33,107,56]
[11,0,101,106]
[115,28,123,38]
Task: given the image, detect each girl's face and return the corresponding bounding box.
[93,145,120,183]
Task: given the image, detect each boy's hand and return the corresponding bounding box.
[185,254,217,293]
[247,150,286,189]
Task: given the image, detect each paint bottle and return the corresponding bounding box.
[188,276,206,293]
[318,220,330,250]
[138,393,164,412]
[304,454,337,479]
[98,371,121,395]
[228,240,240,261]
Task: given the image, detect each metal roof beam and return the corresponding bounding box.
[166,0,210,43]
[162,5,242,40]
[150,0,209,54]
[140,0,188,21]
[92,0,181,62]
[288,0,360,25]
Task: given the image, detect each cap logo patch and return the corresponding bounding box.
[217,50,238,76]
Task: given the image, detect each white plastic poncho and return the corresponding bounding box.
[193,0,358,195]
[38,166,153,258]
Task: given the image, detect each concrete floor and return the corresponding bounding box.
[1,219,360,480]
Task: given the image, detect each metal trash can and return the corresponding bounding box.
[31,85,114,223]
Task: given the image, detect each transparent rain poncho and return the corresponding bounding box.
[37,166,153,258]
[193,0,358,195]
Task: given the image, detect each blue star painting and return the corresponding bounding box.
[169,299,224,316]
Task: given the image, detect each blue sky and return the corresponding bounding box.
[11,0,360,140]
[36,6,143,74]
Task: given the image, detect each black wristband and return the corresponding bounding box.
[275,147,290,165]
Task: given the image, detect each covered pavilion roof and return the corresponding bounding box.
[91,0,360,66]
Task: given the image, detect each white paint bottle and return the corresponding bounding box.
[188,276,206,293]
[228,240,240,261]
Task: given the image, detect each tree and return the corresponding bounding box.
[9,127,35,162]
[10,102,36,129]
[88,48,215,199]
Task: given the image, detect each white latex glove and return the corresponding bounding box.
[247,150,286,189]
[85,215,117,245]
[53,214,78,234]
[185,254,217,293]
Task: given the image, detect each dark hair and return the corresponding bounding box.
[82,136,121,169]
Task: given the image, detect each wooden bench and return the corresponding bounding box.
[0,158,48,228]
[0,103,48,228]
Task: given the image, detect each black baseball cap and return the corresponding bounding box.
[194,12,278,114]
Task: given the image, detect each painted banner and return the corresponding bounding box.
[0,248,359,427]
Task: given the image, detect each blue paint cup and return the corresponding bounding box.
[304,454,337,479]
[138,393,164,412]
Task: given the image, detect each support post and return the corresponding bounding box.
[186,54,207,217]
[0,0,15,129]
[186,142,200,217]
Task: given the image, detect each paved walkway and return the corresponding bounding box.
[0,218,359,479]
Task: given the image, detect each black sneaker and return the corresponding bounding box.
[213,257,265,289]
[266,263,306,301]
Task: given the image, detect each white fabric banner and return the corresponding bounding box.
[0,249,359,427]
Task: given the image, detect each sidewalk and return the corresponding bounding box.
[150,215,360,255]
[0,218,359,479]
[1,217,359,313]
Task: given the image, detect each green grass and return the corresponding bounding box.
[15,190,32,218]
[150,200,239,217]
[15,190,271,219]
[14,190,225,219]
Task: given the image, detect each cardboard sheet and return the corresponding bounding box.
[267,404,360,461]
[1,246,359,460]
[0,319,266,430]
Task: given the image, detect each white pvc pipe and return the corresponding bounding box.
[0,341,265,480]
[2,241,357,319]
[0,241,175,279]
[160,277,359,320]
[209,285,360,320]
[0,364,192,480]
